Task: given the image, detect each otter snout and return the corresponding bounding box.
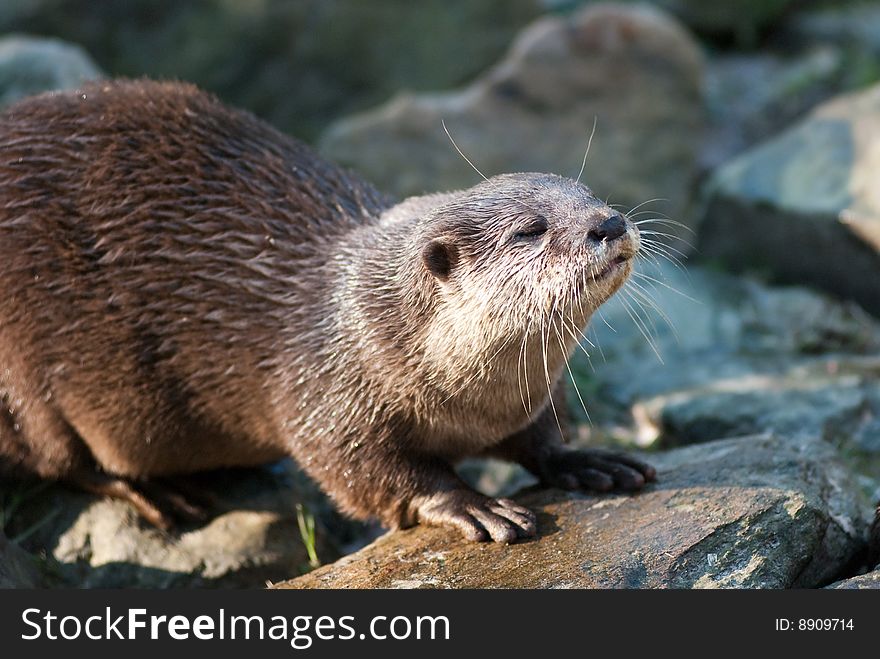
[588,214,627,242]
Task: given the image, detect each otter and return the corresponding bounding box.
[0,79,654,543]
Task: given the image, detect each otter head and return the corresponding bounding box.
[414,172,639,417]
[420,172,637,337]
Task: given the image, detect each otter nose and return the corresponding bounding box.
[588,214,627,243]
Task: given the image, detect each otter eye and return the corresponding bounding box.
[513,215,548,242]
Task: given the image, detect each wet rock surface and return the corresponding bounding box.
[276,435,867,589]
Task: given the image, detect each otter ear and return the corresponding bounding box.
[422,238,458,282]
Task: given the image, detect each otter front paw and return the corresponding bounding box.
[415,489,537,543]
[540,448,656,492]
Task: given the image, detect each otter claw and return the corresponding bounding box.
[416,490,537,543]
[541,448,656,493]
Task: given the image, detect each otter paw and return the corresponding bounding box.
[416,490,537,543]
[541,448,656,493]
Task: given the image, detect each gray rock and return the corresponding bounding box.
[649,0,794,46]
[645,380,880,448]
[0,0,542,140]
[0,530,42,588]
[274,434,867,589]
[568,257,880,444]
[697,83,880,316]
[456,458,537,499]
[0,35,102,108]
[827,569,880,589]
[703,47,848,171]
[788,4,880,58]
[6,464,348,588]
[320,3,705,242]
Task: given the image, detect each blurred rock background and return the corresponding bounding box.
[2,0,880,588]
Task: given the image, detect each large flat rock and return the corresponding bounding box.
[274,435,868,589]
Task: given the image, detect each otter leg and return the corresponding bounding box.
[308,440,536,543]
[0,389,205,529]
[484,388,656,492]
[71,473,208,530]
[71,471,172,529]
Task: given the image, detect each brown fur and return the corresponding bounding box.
[0,79,653,542]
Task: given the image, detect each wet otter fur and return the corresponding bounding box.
[0,79,654,542]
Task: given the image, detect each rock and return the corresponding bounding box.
[320,3,705,242]
[0,35,102,108]
[788,4,880,59]
[827,569,880,589]
[456,458,537,500]
[0,530,42,588]
[0,0,542,140]
[5,463,352,588]
[648,0,794,46]
[697,83,880,316]
[703,47,848,171]
[567,257,880,443]
[644,380,877,448]
[274,434,867,589]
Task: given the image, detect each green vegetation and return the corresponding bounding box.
[296,502,320,573]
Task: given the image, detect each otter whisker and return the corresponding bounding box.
[637,229,694,250]
[589,322,608,365]
[620,286,662,341]
[631,270,698,303]
[634,249,665,272]
[639,229,694,254]
[624,279,678,339]
[627,209,671,219]
[574,116,598,185]
[555,320,592,424]
[637,251,687,277]
[617,291,663,363]
[517,318,533,416]
[626,197,669,216]
[637,241,689,274]
[441,119,488,182]
[633,217,695,234]
[596,307,617,334]
[542,302,564,439]
[558,311,593,362]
